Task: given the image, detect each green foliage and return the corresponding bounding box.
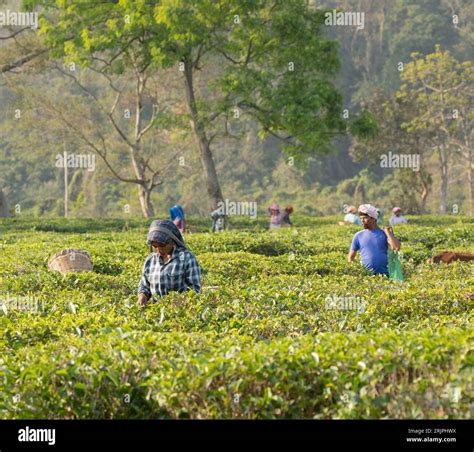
[27,0,346,166]
[349,110,379,140]
[0,216,472,418]
[4,0,473,218]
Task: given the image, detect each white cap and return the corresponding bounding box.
[358,204,378,219]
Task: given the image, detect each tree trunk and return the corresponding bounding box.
[132,74,155,219]
[0,189,9,217]
[438,144,448,213]
[463,133,474,216]
[420,186,429,213]
[354,180,365,206]
[419,170,430,214]
[468,158,474,216]
[138,185,154,218]
[64,150,69,218]
[183,61,224,212]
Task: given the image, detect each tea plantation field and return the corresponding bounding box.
[0,216,473,419]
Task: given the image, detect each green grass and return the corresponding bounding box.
[0,216,473,419]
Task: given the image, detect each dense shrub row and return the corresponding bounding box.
[0,217,472,418]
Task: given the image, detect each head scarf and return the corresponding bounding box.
[358,204,378,220]
[268,203,280,212]
[393,207,402,213]
[147,220,186,248]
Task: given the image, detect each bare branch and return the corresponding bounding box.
[137,104,168,142]
[266,129,294,143]
[88,65,122,93]
[146,148,185,190]
[208,132,219,146]
[94,130,144,184]
[41,97,143,185]
[421,79,466,94]
[207,110,223,123]
[53,64,137,150]
[109,91,122,116]
[237,100,272,116]
[0,48,47,74]
[0,27,31,40]
[218,49,240,65]
[244,39,253,65]
[193,43,207,69]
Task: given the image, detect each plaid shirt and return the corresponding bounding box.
[138,246,201,299]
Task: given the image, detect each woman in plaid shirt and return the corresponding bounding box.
[137,220,202,306]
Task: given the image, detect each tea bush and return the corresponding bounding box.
[0,216,472,419]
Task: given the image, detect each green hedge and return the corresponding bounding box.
[0,216,473,418]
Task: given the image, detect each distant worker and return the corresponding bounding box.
[268,203,282,230]
[343,205,361,225]
[280,205,294,227]
[347,204,401,276]
[211,208,225,232]
[389,207,408,226]
[170,204,186,233]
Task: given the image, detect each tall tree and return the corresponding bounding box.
[12,0,199,217]
[398,46,473,213]
[0,189,8,217]
[3,66,190,217]
[350,90,433,212]
[29,0,348,214]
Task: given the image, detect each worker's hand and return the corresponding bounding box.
[384,226,401,251]
[137,293,150,307]
[383,226,393,236]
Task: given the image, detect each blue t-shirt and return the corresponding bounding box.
[351,228,389,275]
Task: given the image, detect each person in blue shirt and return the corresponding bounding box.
[169,204,186,232]
[347,204,401,276]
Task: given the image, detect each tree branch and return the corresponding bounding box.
[137,104,167,142]
[53,64,137,150]
[147,149,183,190]
[0,48,47,73]
[0,27,31,40]
[41,98,143,185]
